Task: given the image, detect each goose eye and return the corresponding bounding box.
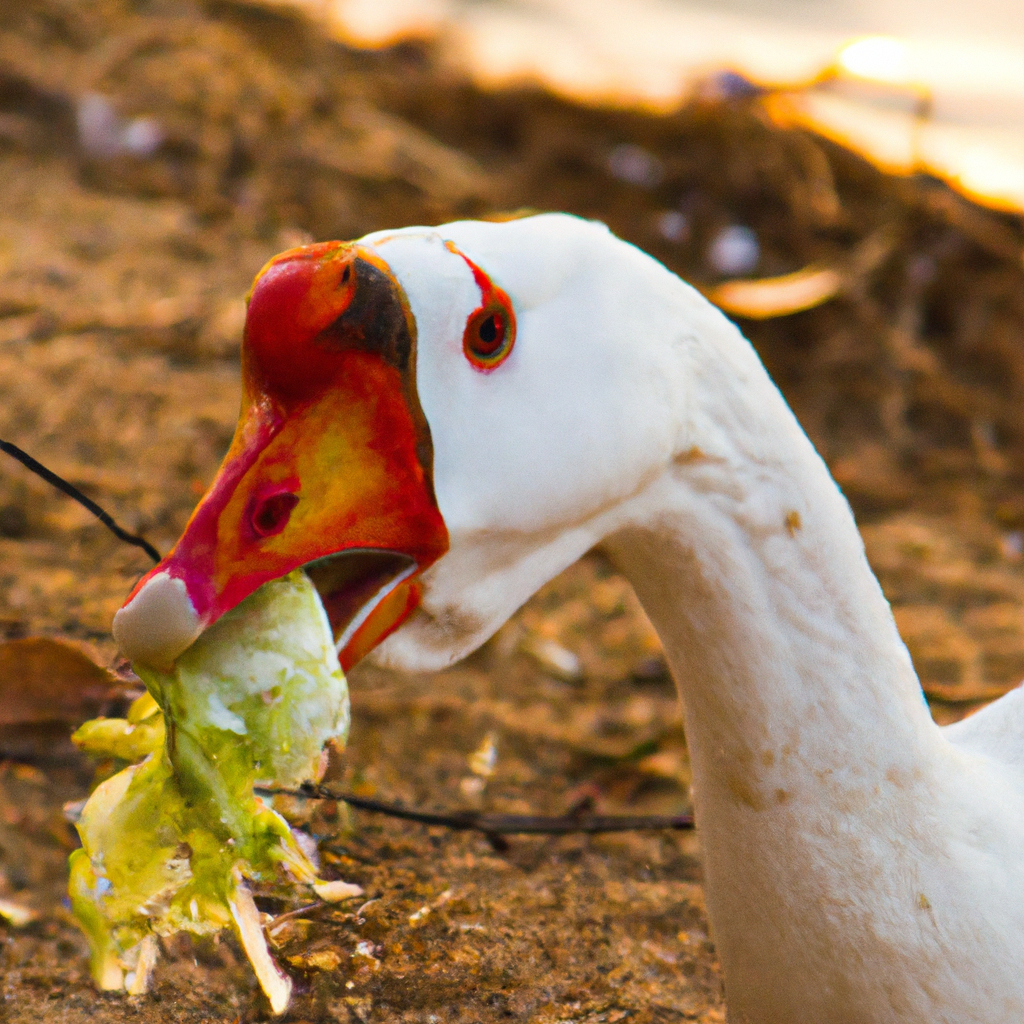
[464,301,515,370]
[251,492,299,538]
[447,238,517,371]
[474,310,504,353]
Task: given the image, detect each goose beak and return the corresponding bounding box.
[113,241,448,670]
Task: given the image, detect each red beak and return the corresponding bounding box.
[113,242,448,670]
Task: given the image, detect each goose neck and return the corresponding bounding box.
[605,348,939,806]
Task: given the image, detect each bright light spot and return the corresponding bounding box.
[956,145,1024,210]
[708,225,760,277]
[468,730,499,777]
[656,210,690,243]
[607,144,663,187]
[329,0,446,46]
[837,36,911,85]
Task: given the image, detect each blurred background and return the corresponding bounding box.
[325,0,1024,208]
[1,1,1024,1020]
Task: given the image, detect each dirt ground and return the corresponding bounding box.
[2,1,1024,1021]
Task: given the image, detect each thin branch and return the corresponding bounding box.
[0,439,162,563]
[266,901,327,935]
[256,782,695,837]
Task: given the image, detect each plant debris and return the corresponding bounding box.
[69,570,351,1012]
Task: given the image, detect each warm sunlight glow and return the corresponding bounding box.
[768,91,1024,212]
[837,36,911,85]
[954,145,1024,211]
[289,0,1024,213]
[327,0,445,45]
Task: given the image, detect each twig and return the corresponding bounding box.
[266,901,327,935]
[256,782,695,838]
[0,438,162,563]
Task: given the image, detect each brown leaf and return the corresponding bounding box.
[0,638,123,761]
[705,266,842,319]
[0,638,118,726]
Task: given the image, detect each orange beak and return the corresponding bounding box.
[113,242,448,670]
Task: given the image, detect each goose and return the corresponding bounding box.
[112,212,1024,1024]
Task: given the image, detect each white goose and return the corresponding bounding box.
[113,213,1024,1024]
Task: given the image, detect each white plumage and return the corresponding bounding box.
[115,211,1024,1022]
[367,214,1024,1024]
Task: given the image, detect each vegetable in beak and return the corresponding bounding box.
[69,569,353,1014]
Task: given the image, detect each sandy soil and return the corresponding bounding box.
[2,1,1024,1020]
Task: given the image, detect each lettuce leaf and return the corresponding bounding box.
[69,570,352,1012]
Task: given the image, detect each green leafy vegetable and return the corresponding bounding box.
[69,570,353,1012]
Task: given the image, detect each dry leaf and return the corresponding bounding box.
[0,638,123,760]
[706,266,842,319]
[0,638,118,725]
[287,948,342,971]
[313,880,364,903]
[0,898,37,927]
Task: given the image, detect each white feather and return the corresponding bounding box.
[362,213,1024,1023]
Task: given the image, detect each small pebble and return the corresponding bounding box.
[76,93,121,158]
[607,144,663,188]
[521,635,584,683]
[1000,532,1023,561]
[708,225,760,276]
[697,69,762,101]
[459,775,485,799]
[287,948,342,971]
[76,94,163,160]
[354,940,379,966]
[121,117,164,158]
[313,879,364,903]
[0,899,36,928]
[656,210,690,243]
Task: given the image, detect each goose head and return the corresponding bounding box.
[112,213,697,671]
[108,213,1024,1023]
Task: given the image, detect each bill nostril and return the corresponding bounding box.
[251,492,299,538]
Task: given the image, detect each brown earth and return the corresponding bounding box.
[1,1,1024,1020]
